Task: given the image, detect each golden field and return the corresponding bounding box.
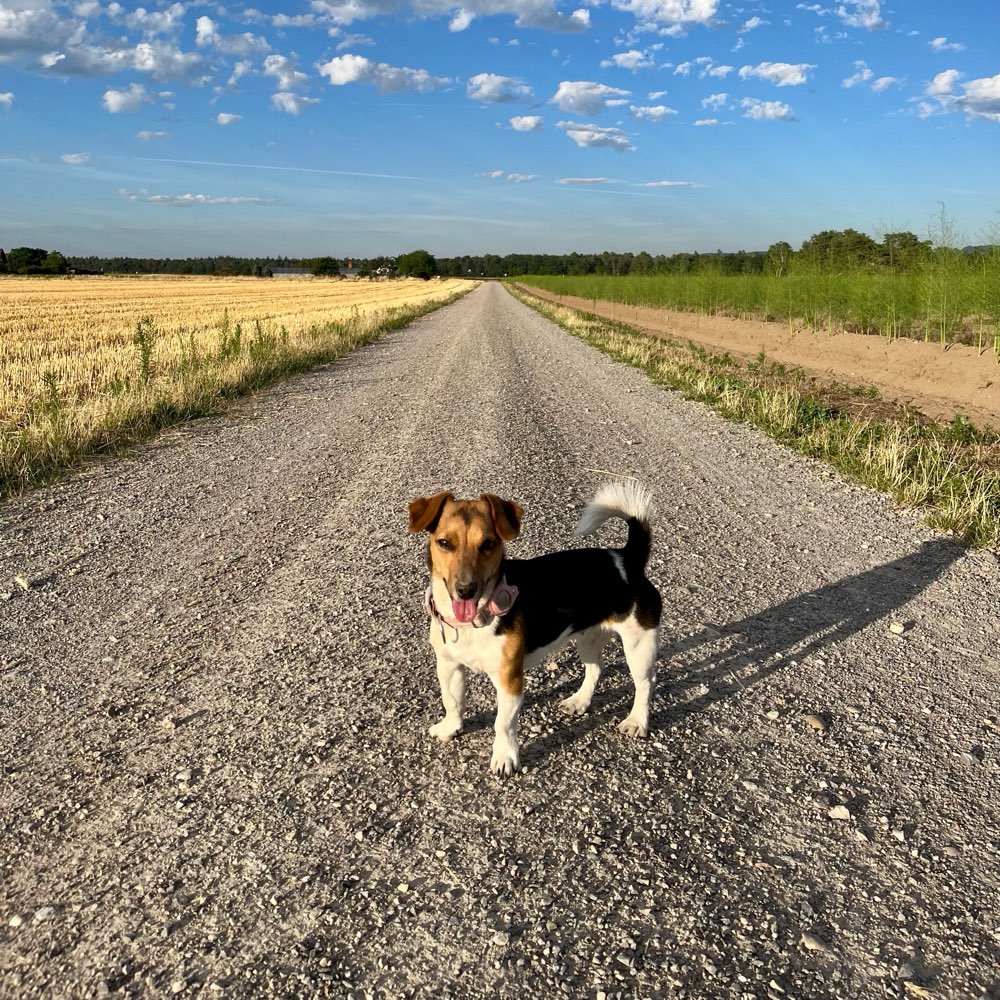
[0,274,471,494]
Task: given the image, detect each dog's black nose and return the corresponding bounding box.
[455,582,477,600]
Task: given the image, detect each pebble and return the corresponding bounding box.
[805,714,829,733]
[33,906,56,923]
[800,931,831,953]
[8,914,24,928]
[888,621,906,634]
[828,804,852,821]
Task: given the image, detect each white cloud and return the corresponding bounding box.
[926,69,960,97]
[478,169,505,178]
[120,188,278,207]
[510,115,543,130]
[648,90,668,99]
[552,80,631,114]
[506,172,538,182]
[610,0,719,26]
[601,50,656,71]
[557,176,619,184]
[639,179,697,187]
[271,92,321,114]
[739,16,767,32]
[835,0,887,30]
[60,152,91,164]
[136,129,171,139]
[102,82,153,113]
[106,2,186,36]
[740,97,796,121]
[318,54,451,93]
[557,120,635,151]
[263,54,309,90]
[449,9,475,30]
[0,92,13,109]
[871,76,898,94]
[701,92,727,109]
[739,62,814,86]
[693,117,720,125]
[929,36,965,53]
[468,72,532,102]
[956,73,1000,122]
[194,16,270,56]
[842,60,872,88]
[216,112,242,125]
[630,104,677,121]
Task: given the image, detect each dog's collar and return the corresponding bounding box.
[425,576,519,636]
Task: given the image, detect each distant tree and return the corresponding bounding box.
[309,256,341,276]
[8,247,49,273]
[880,232,932,271]
[765,241,793,276]
[397,249,437,279]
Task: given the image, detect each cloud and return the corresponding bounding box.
[449,9,475,30]
[106,2,186,36]
[600,50,656,72]
[263,54,310,90]
[739,62,814,86]
[609,0,719,26]
[42,40,205,82]
[835,0,887,30]
[629,104,678,121]
[693,117,721,125]
[739,16,767,32]
[271,92,321,114]
[216,113,242,125]
[551,80,631,114]
[557,177,619,184]
[478,169,505,178]
[506,173,538,182]
[740,97,796,121]
[956,73,1000,122]
[0,93,13,109]
[194,16,271,56]
[136,129,171,139]
[102,82,154,113]
[510,115,543,130]
[871,76,899,94]
[701,92,727,109]
[557,120,635,151]
[318,54,451,93]
[467,72,532,102]
[926,69,961,97]
[639,179,697,187]
[842,61,872,88]
[929,36,965,53]
[60,152,91,164]
[119,188,278,207]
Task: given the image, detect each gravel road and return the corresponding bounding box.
[1,281,998,1000]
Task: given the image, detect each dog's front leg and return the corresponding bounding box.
[429,652,466,742]
[489,655,523,776]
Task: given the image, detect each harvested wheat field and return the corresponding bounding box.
[0,275,471,494]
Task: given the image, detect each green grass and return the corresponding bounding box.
[510,287,1000,549]
[517,264,1000,357]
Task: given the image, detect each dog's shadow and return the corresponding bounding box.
[521,537,964,769]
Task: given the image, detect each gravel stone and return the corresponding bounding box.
[1,283,998,999]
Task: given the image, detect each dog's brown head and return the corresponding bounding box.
[408,492,522,623]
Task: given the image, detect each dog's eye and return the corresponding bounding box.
[479,539,497,553]
[435,538,453,551]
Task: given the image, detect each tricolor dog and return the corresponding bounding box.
[408,481,662,775]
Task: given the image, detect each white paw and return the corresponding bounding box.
[558,694,590,717]
[429,719,462,742]
[490,744,520,777]
[618,715,649,739]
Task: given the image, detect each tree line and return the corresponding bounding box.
[2,229,994,280]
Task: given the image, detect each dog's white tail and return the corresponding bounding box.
[575,479,654,537]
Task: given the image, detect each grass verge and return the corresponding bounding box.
[1,289,470,499]
[511,286,1000,549]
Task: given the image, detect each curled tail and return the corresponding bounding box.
[575,480,654,573]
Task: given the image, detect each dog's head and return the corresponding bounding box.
[408,491,522,623]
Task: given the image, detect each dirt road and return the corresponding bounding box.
[1,282,998,999]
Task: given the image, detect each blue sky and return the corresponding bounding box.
[1,0,998,258]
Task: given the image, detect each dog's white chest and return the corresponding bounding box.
[430,621,504,676]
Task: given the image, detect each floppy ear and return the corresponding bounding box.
[482,493,522,541]
[408,492,453,533]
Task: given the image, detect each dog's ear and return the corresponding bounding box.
[482,494,522,541]
[408,492,453,533]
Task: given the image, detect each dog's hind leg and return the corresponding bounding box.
[559,627,609,718]
[617,616,659,738]
[429,657,466,742]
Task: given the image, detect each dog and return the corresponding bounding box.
[407,480,662,775]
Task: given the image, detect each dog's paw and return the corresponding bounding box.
[558,694,590,717]
[490,746,520,777]
[429,719,463,742]
[618,715,649,739]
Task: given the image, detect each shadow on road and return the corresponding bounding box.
[524,537,964,766]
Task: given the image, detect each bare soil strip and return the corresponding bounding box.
[1,283,997,998]
[517,285,1000,430]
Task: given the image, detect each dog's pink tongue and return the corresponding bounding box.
[452,599,478,623]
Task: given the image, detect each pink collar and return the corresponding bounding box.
[425,576,519,635]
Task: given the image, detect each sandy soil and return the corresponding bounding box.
[518,286,1000,430]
